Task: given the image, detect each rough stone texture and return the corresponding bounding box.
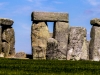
[15,52,26,58]
[89,26,100,61]
[53,22,69,60]
[90,18,100,26]
[0,18,14,26]
[31,21,50,59]
[46,38,58,59]
[31,12,69,22]
[67,27,87,60]
[80,38,89,60]
[2,27,15,57]
[0,27,2,53]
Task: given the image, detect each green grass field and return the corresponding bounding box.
[0,58,100,75]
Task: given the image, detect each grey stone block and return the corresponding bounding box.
[0,18,14,26]
[31,11,69,22]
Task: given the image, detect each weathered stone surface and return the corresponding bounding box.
[2,27,15,57]
[2,42,9,57]
[0,18,14,26]
[90,18,100,26]
[80,38,89,60]
[0,27,2,53]
[67,27,87,60]
[53,22,69,60]
[15,52,26,58]
[46,38,58,59]
[31,21,50,59]
[89,26,100,61]
[31,12,69,22]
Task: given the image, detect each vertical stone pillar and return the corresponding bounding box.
[31,11,69,60]
[31,21,50,59]
[89,18,100,61]
[67,27,88,60]
[0,18,15,57]
[53,22,69,60]
[0,27,2,54]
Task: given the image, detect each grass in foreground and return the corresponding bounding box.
[0,58,100,75]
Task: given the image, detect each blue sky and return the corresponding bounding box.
[0,0,100,54]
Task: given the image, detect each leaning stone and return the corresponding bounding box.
[15,52,26,58]
[31,21,50,59]
[89,26,100,61]
[46,38,58,59]
[67,27,87,60]
[53,22,69,60]
[90,18,100,26]
[31,11,69,22]
[0,18,14,26]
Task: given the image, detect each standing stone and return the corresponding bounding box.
[89,26,100,61]
[31,21,50,59]
[0,18,15,58]
[53,22,69,60]
[89,18,100,61]
[46,38,58,59]
[0,27,2,54]
[67,27,87,60]
[2,27,15,57]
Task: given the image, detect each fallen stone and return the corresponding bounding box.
[31,11,69,22]
[46,38,58,59]
[15,52,26,58]
[67,27,87,60]
[53,22,69,60]
[31,21,50,59]
[0,18,14,26]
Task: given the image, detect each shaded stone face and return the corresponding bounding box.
[0,27,2,53]
[0,18,14,26]
[89,26,100,61]
[2,27,15,57]
[67,27,88,60]
[53,22,69,60]
[31,12,69,22]
[31,21,50,59]
[46,38,58,59]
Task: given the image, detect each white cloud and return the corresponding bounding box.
[87,0,100,6]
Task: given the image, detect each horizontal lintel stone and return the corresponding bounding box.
[0,18,14,26]
[31,11,69,22]
[90,18,100,26]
